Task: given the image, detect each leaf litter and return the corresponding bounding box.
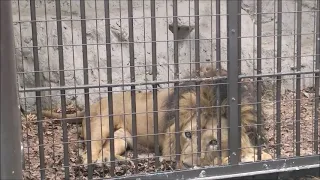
[21,88,320,179]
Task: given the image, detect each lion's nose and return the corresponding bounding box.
[179,157,201,169]
[181,161,194,169]
[208,139,218,147]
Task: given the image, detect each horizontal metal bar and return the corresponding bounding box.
[15,54,318,73]
[113,155,320,180]
[12,10,318,24]
[18,70,320,93]
[12,31,318,48]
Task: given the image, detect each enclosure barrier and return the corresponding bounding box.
[0,0,23,179]
[11,0,320,179]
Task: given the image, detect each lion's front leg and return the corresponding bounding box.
[241,150,273,163]
[260,150,273,160]
[239,129,273,163]
[240,144,273,163]
[81,117,110,165]
[95,128,133,166]
[160,126,177,163]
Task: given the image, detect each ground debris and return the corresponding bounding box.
[22,88,320,179]
[262,89,320,158]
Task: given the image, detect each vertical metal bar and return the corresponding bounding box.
[127,0,138,173]
[237,0,242,161]
[276,0,283,158]
[173,0,181,164]
[69,0,82,165]
[150,0,160,168]
[227,0,240,165]
[55,0,70,178]
[29,1,45,178]
[79,0,93,178]
[215,0,222,165]
[314,0,320,154]
[44,0,56,170]
[93,0,104,175]
[194,0,201,159]
[17,0,30,170]
[256,0,262,161]
[295,0,302,157]
[104,0,115,176]
[237,0,242,74]
[0,0,23,179]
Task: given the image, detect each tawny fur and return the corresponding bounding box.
[35,65,272,168]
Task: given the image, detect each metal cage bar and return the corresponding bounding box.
[55,0,70,178]
[227,0,241,165]
[0,0,23,179]
[194,0,202,162]
[256,0,263,161]
[104,0,116,176]
[275,0,283,158]
[17,70,320,93]
[79,0,93,178]
[115,155,320,180]
[29,1,46,179]
[172,0,181,164]
[215,0,223,165]
[150,0,160,169]
[295,0,302,157]
[127,0,138,173]
[314,0,320,154]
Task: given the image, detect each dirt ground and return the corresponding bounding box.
[262,87,320,158]
[21,88,320,179]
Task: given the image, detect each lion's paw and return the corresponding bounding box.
[241,151,273,163]
[241,154,256,163]
[95,151,111,167]
[159,156,175,163]
[221,157,229,165]
[80,151,105,166]
[261,152,273,160]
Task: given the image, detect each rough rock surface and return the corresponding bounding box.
[12,0,318,110]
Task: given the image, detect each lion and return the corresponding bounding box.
[31,65,272,168]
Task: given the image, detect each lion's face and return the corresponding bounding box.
[177,117,229,169]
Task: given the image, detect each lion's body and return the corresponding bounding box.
[83,89,173,147]
[78,89,176,163]
[39,65,272,168]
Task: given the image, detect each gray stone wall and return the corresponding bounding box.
[12,0,318,111]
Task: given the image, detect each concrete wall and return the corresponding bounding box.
[12,0,318,111]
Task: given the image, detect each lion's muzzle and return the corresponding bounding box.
[179,137,219,169]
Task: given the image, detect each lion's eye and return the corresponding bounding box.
[184,131,192,139]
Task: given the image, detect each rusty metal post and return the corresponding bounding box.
[0,0,23,179]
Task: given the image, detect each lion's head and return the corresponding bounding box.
[163,116,258,169]
[187,66,268,145]
[160,65,266,169]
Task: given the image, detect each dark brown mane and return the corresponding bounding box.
[161,66,267,147]
[163,68,229,127]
